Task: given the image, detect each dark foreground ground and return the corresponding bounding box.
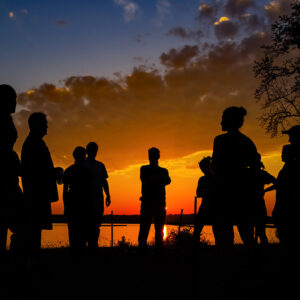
[0,244,295,300]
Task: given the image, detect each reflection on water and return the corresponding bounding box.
[7,223,280,248]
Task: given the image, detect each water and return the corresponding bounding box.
[7,224,280,248]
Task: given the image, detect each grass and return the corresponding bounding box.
[0,240,293,300]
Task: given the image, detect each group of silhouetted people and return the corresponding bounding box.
[1,84,299,270]
[0,85,111,267]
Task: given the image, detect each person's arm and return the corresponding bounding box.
[62,171,71,216]
[264,184,276,193]
[263,171,277,193]
[103,179,111,207]
[164,169,171,186]
[196,178,207,198]
[211,136,221,175]
[102,164,111,207]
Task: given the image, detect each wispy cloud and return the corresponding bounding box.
[155,0,171,25]
[114,0,139,22]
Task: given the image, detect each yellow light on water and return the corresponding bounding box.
[163,225,167,240]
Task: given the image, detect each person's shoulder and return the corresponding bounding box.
[214,133,227,143]
[158,166,169,173]
[95,160,106,168]
[64,164,75,174]
[140,165,149,171]
[238,132,255,143]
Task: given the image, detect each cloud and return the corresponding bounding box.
[214,17,239,40]
[21,9,28,15]
[114,0,139,22]
[240,13,266,32]
[155,0,171,25]
[160,45,199,68]
[133,32,150,43]
[9,12,15,19]
[197,3,217,19]
[224,0,254,17]
[264,0,293,22]
[14,28,285,176]
[54,19,68,26]
[166,26,203,41]
[156,0,171,17]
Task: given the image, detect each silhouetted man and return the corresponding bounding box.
[84,142,111,248]
[274,126,300,248]
[21,112,59,266]
[138,147,171,250]
[0,84,20,256]
[63,147,94,255]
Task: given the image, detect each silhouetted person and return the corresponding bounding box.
[0,84,23,257]
[21,112,59,267]
[84,142,111,248]
[272,143,298,247]
[0,84,17,152]
[272,127,300,290]
[211,106,258,254]
[63,147,95,256]
[194,156,215,244]
[250,153,276,246]
[138,147,171,251]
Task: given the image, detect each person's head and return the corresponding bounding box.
[28,112,48,137]
[73,146,86,164]
[281,144,295,163]
[282,125,300,147]
[0,84,17,114]
[198,156,211,175]
[148,147,160,164]
[86,142,98,159]
[221,106,247,131]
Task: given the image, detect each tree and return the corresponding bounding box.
[254,1,300,136]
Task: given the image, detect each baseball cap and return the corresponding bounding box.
[282,125,300,137]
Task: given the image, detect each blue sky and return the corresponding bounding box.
[0,0,278,92]
[0,0,199,91]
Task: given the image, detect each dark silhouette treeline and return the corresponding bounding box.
[1,84,299,280]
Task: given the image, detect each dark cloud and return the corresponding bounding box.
[214,19,239,40]
[166,26,203,41]
[240,13,266,32]
[160,45,199,68]
[264,0,293,22]
[15,29,280,173]
[197,3,217,19]
[224,0,254,17]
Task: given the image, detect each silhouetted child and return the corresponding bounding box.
[194,156,215,243]
[272,144,296,244]
[63,147,95,256]
[250,153,276,246]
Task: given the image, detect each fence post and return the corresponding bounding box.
[178,209,183,235]
[111,210,114,247]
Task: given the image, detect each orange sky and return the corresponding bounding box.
[11,0,296,216]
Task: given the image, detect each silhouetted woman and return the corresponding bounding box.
[211,106,258,253]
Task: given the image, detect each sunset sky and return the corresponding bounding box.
[1,0,295,215]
